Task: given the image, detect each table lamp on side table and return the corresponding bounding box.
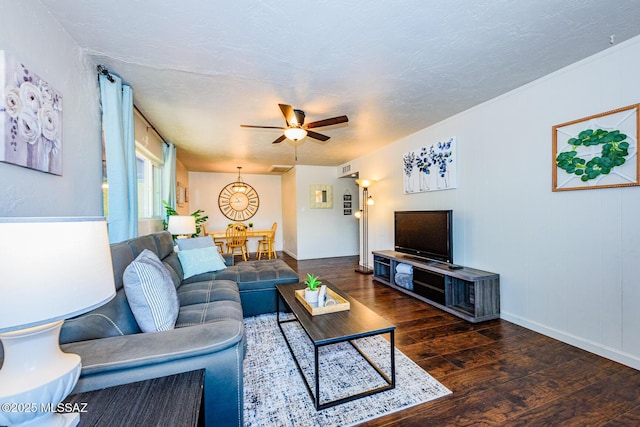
[168,215,196,239]
[0,217,116,427]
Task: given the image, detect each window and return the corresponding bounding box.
[136,149,162,219]
[101,109,166,220]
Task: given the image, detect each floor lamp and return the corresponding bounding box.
[355,179,375,274]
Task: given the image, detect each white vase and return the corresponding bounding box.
[304,288,319,305]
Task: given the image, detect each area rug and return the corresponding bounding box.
[243,313,451,426]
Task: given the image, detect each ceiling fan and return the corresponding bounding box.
[241,103,348,145]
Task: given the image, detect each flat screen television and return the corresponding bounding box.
[394,210,453,263]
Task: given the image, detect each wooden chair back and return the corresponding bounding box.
[226,223,247,246]
[269,222,277,240]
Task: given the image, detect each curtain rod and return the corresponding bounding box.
[97,65,170,147]
[134,105,170,147]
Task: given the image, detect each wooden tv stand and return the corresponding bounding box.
[372,250,500,323]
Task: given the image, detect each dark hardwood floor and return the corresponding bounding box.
[279,253,640,426]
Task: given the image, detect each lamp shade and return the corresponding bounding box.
[0,217,116,333]
[355,178,376,188]
[168,215,196,235]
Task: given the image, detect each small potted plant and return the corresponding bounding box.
[248,222,254,229]
[304,273,322,305]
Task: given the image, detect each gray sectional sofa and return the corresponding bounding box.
[58,231,299,427]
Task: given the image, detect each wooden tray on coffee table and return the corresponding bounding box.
[294,287,350,315]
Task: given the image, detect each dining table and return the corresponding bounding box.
[208,228,272,256]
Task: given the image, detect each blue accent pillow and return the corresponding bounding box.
[178,246,227,279]
[123,249,180,332]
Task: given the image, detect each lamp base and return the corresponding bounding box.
[0,321,81,427]
[355,266,373,275]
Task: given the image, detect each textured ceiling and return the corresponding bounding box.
[40,0,640,174]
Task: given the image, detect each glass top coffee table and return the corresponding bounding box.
[276,281,396,410]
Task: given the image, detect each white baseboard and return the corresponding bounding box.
[501,311,640,371]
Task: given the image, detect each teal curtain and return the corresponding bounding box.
[162,142,177,216]
[99,74,138,243]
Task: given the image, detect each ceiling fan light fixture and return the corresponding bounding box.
[284,127,307,141]
[232,166,247,193]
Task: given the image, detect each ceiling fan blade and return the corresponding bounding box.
[240,125,285,129]
[278,104,295,126]
[272,135,287,144]
[305,115,349,129]
[307,130,330,141]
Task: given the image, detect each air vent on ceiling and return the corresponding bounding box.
[269,165,294,174]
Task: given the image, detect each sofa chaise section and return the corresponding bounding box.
[58,230,299,427]
[60,232,247,427]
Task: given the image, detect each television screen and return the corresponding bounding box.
[394,210,452,263]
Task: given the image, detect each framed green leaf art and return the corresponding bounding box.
[552,104,639,192]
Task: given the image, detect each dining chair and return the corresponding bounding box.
[257,222,277,260]
[225,223,248,261]
[202,223,224,252]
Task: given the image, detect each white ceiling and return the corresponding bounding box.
[40,0,640,174]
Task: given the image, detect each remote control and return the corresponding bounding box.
[448,265,463,270]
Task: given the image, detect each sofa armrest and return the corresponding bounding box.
[61,320,244,376]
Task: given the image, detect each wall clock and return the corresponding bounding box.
[218,183,260,221]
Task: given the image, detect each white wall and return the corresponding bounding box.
[342,36,640,369]
[291,165,359,260]
[0,2,102,216]
[188,171,283,252]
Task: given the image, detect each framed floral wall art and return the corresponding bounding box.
[552,104,639,191]
[0,51,63,175]
[402,136,457,194]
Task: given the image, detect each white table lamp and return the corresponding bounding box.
[168,215,196,238]
[0,217,116,427]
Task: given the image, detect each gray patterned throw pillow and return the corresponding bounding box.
[123,249,180,332]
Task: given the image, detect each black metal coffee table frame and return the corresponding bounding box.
[276,282,395,410]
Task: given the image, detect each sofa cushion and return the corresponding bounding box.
[154,230,175,259]
[59,289,142,344]
[123,249,180,332]
[182,259,299,291]
[178,246,227,279]
[127,234,159,257]
[177,279,240,306]
[109,242,136,291]
[175,300,243,327]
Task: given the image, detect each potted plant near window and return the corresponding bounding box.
[304,273,322,305]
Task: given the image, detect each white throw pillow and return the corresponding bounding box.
[123,249,180,332]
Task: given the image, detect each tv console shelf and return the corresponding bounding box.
[372,250,500,323]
